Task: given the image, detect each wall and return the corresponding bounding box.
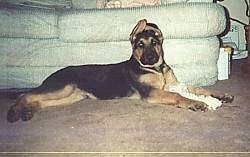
[218,0,249,50]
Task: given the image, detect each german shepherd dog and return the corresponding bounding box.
[7,19,234,123]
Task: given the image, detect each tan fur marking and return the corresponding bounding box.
[147,88,194,105]
[18,84,96,109]
[38,87,86,108]
[139,38,148,44]
[187,86,213,96]
[25,84,76,103]
[138,73,165,89]
[146,88,208,110]
[155,44,163,56]
[163,69,178,90]
[134,49,142,61]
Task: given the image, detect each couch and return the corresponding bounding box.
[0,0,227,89]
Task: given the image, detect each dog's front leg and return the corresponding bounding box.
[187,86,234,103]
[166,83,234,110]
[146,89,208,111]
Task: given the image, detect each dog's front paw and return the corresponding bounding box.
[177,101,208,112]
[188,101,208,112]
[220,94,234,103]
[212,93,234,103]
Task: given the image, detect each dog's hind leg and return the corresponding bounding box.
[7,84,92,123]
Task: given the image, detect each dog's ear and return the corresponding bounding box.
[130,19,147,44]
[145,24,163,43]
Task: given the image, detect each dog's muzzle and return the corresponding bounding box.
[140,52,159,66]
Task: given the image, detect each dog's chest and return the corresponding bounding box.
[138,73,166,89]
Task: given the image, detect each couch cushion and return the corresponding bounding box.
[0,5,58,39]
[58,3,226,42]
[0,37,219,88]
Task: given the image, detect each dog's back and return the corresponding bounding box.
[33,60,135,100]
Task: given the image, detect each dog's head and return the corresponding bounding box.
[130,19,164,70]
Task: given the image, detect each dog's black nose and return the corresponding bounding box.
[141,53,159,65]
[146,54,155,61]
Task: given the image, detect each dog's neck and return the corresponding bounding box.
[129,56,170,74]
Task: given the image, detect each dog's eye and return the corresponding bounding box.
[152,40,157,46]
[137,42,144,48]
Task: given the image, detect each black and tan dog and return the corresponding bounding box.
[7,19,234,123]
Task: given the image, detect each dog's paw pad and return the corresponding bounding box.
[188,102,208,112]
[212,94,234,103]
[221,94,234,103]
[7,106,21,123]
